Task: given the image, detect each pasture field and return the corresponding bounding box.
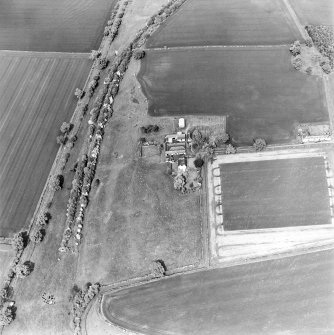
[0,52,90,237]
[146,0,302,48]
[289,0,334,26]
[0,0,116,52]
[138,47,328,144]
[103,248,334,335]
[0,244,14,283]
[220,157,331,230]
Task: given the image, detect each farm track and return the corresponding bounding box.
[0,54,90,236]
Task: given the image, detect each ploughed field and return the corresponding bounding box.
[103,249,334,335]
[0,52,90,237]
[0,0,116,52]
[220,157,331,230]
[147,0,302,48]
[138,47,328,144]
[289,0,334,26]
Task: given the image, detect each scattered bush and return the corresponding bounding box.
[253,138,267,151]
[306,66,312,75]
[56,134,67,145]
[89,50,101,60]
[74,88,84,99]
[133,49,146,60]
[225,144,236,154]
[292,57,303,70]
[140,125,159,133]
[305,38,313,47]
[321,61,332,74]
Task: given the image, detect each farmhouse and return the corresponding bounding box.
[164,132,187,166]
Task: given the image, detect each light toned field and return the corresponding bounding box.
[0,244,14,283]
[138,47,329,144]
[220,157,331,230]
[289,0,334,25]
[0,0,116,52]
[102,249,334,335]
[147,0,302,48]
[0,52,91,237]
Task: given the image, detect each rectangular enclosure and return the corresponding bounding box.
[220,157,331,230]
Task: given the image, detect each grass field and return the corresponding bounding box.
[0,245,14,283]
[76,156,203,284]
[0,52,90,237]
[220,157,331,230]
[138,47,328,144]
[289,0,334,25]
[103,248,334,335]
[147,0,302,48]
[0,0,116,52]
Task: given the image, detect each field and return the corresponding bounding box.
[290,0,334,25]
[0,0,116,52]
[138,47,329,144]
[220,157,331,230]
[0,52,91,237]
[147,0,302,48]
[0,244,14,283]
[103,248,334,335]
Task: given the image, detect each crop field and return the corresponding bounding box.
[147,0,301,48]
[0,0,116,52]
[0,52,90,237]
[220,157,331,230]
[138,47,328,144]
[103,248,334,335]
[289,0,334,26]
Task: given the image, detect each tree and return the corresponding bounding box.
[60,122,72,134]
[289,40,301,56]
[32,229,45,244]
[253,138,267,151]
[151,260,166,277]
[292,57,303,70]
[192,129,203,143]
[12,231,27,253]
[15,262,33,278]
[97,58,108,70]
[173,173,187,193]
[51,174,64,191]
[194,157,204,168]
[0,305,15,326]
[133,50,146,60]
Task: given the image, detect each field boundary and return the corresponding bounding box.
[146,44,290,51]
[0,50,90,58]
